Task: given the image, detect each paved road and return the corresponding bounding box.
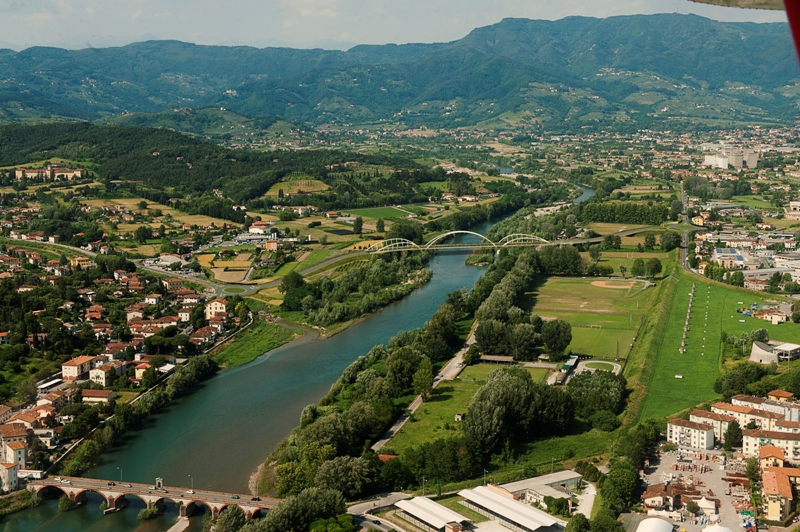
[348,492,412,532]
[575,360,622,375]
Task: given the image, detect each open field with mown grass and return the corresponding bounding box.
[580,251,668,276]
[584,223,652,235]
[638,268,800,420]
[731,195,775,210]
[522,277,655,358]
[387,365,552,453]
[211,319,300,368]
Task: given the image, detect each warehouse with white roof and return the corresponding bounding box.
[394,497,470,532]
[458,485,566,532]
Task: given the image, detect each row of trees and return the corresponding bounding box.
[581,202,670,225]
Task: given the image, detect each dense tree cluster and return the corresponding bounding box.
[581,202,669,225]
[567,371,627,431]
[463,368,574,451]
[279,253,432,327]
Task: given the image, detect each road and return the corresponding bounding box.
[348,492,412,532]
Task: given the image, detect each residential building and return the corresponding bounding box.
[81,390,116,404]
[760,445,786,471]
[711,402,784,430]
[204,298,228,320]
[667,419,715,449]
[61,355,100,381]
[0,463,17,492]
[743,429,800,462]
[762,468,794,521]
[690,410,734,443]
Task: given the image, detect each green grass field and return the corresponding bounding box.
[348,207,409,219]
[387,365,551,453]
[211,320,299,367]
[522,277,655,359]
[731,195,775,210]
[638,270,800,420]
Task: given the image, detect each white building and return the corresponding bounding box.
[0,463,17,492]
[743,429,800,463]
[458,485,565,532]
[395,497,470,532]
[666,419,715,449]
[689,410,734,443]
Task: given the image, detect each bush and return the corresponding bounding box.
[58,495,77,512]
[138,507,162,520]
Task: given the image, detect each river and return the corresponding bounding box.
[1,187,593,531]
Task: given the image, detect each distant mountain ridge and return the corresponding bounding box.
[0,14,797,132]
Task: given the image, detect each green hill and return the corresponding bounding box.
[0,14,796,131]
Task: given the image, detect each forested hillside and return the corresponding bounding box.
[0,14,796,131]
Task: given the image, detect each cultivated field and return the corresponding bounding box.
[523,277,654,358]
[82,197,232,228]
[264,177,329,197]
[348,207,409,219]
[639,271,800,420]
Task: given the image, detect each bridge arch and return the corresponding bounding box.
[365,238,423,253]
[498,234,550,247]
[72,488,116,506]
[184,499,214,517]
[33,484,69,501]
[424,231,497,251]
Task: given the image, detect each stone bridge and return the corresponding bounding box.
[27,476,279,519]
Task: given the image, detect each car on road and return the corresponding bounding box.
[123,484,132,488]
[251,496,261,501]
[231,495,239,499]
[107,481,115,486]
[373,520,381,524]
[186,490,195,494]
[53,477,62,482]
[61,480,71,484]
[149,486,156,490]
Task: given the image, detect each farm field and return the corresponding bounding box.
[584,223,652,235]
[264,176,329,196]
[81,197,232,229]
[387,365,552,453]
[348,206,409,219]
[638,270,800,420]
[522,277,655,359]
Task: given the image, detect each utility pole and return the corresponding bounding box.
[551,457,555,473]
[422,477,427,497]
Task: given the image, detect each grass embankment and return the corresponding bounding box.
[0,490,37,518]
[211,319,300,368]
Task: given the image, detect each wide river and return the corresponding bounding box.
[1,187,593,531]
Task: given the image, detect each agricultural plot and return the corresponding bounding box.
[264,177,329,196]
[348,206,409,219]
[523,277,655,359]
[82,197,232,229]
[639,272,800,420]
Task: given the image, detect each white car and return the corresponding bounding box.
[186,490,195,494]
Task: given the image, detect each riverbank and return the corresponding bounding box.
[210,318,303,368]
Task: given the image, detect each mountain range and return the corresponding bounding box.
[0,14,797,132]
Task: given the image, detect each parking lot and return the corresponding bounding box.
[644,449,753,532]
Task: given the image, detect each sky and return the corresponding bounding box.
[0,0,788,50]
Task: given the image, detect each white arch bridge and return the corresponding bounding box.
[364,231,554,254]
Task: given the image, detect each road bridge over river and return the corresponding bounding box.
[27,476,280,519]
[364,227,663,254]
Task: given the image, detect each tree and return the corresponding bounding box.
[645,257,662,278]
[660,231,681,252]
[353,216,363,235]
[619,265,627,279]
[644,233,656,250]
[313,456,375,500]
[376,218,385,232]
[685,501,700,515]
[588,245,602,263]
[724,419,743,450]
[631,258,645,278]
[280,271,305,293]
[134,225,152,243]
[745,457,760,484]
[728,271,745,287]
[565,513,591,532]
[215,505,247,532]
[413,356,434,401]
[542,320,572,355]
[137,200,148,210]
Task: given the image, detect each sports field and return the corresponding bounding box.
[387,365,551,453]
[523,277,655,359]
[638,271,800,420]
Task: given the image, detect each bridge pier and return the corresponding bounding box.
[104,495,129,514]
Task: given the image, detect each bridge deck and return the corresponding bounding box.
[28,476,279,510]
